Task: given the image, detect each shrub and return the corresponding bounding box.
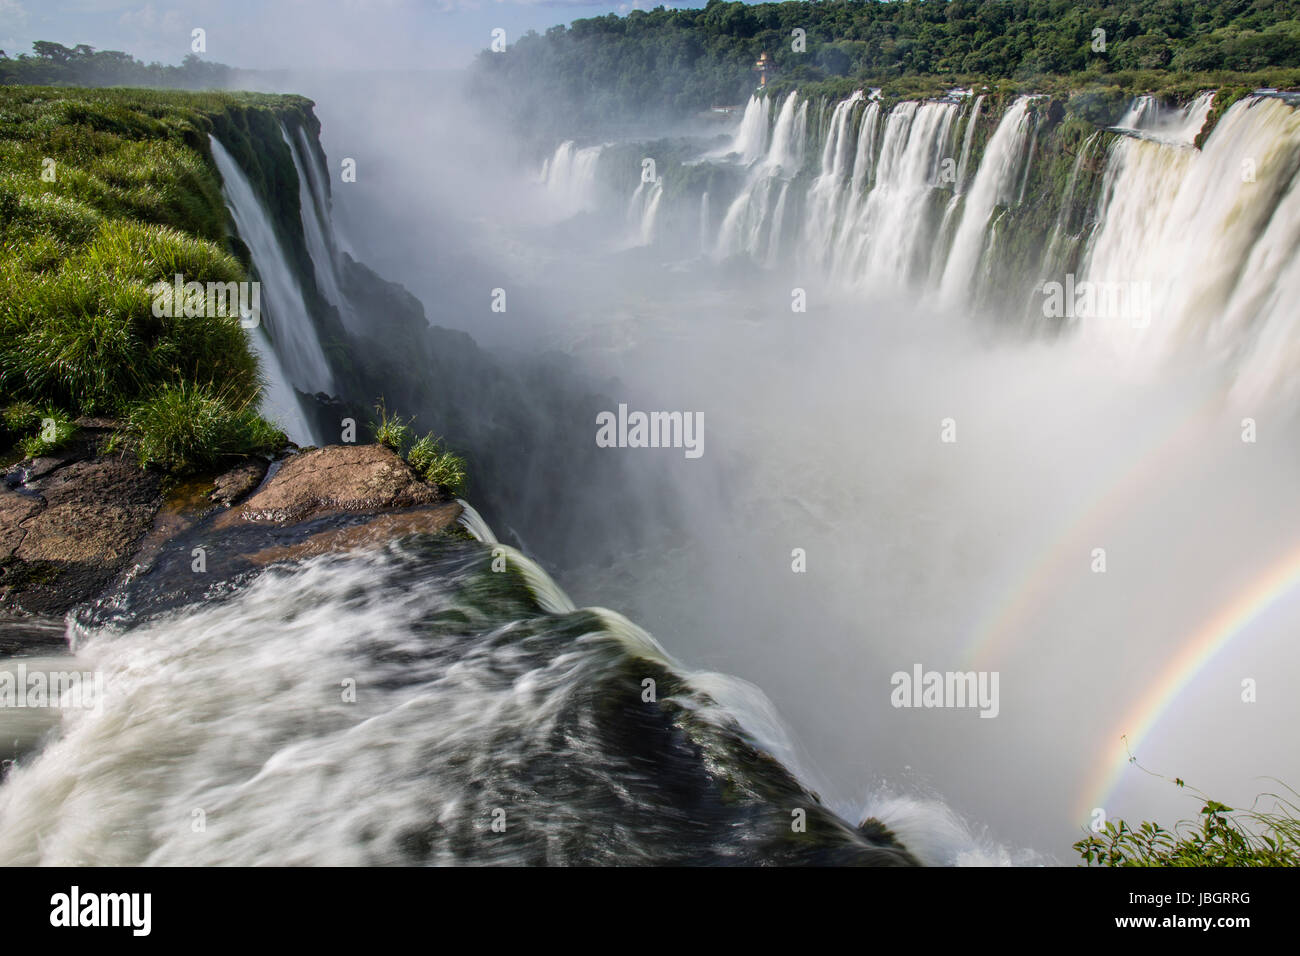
[408,433,469,496]
[123,382,284,473]
[1075,763,1300,867]
[371,400,412,452]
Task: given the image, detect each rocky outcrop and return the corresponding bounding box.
[1,441,459,618]
[1,425,163,616]
[225,444,442,525]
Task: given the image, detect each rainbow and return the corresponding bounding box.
[962,392,1222,671]
[1079,539,1300,819]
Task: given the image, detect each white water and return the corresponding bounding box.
[715,92,809,260]
[209,137,324,445]
[285,125,359,335]
[495,86,1300,854]
[1080,96,1300,403]
[540,140,605,217]
[1115,91,1215,146]
[939,96,1035,301]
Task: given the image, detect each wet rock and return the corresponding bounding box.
[245,503,462,565]
[224,444,443,526]
[1,456,162,616]
[211,459,269,506]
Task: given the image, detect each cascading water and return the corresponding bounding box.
[540,140,605,217]
[715,92,809,260]
[209,137,328,445]
[728,94,772,164]
[1079,95,1300,402]
[1115,91,1215,146]
[938,96,1036,301]
[284,125,358,335]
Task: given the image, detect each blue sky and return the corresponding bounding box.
[0,0,700,71]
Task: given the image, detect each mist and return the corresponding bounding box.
[197,57,1300,860]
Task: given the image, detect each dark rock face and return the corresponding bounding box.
[1,452,162,617]
[2,442,454,619]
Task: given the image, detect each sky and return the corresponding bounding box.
[0,0,696,71]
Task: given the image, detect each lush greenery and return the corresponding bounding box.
[473,0,1300,132]
[371,401,469,496]
[1075,765,1300,866]
[0,42,233,89]
[0,86,309,472]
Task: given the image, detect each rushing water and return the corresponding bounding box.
[5,81,1300,864]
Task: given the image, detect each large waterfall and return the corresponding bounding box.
[534,87,1300,404]
[8,74,1300,868]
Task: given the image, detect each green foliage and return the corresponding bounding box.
[408,433,469,496]
[15,407,77,458]
[123,382,284,473]
[470,0,1300,134]
[0,42,233,89]
[371,400,412,452]
[0,86,310,471]
[1075,767,1300,867]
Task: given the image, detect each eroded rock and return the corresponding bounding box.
[225,444,443,526]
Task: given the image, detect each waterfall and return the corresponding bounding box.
[626,178,665,246]
[803,91,864,269]
[715,92,809,259]
[1037,130,1102,280]
[1079,95,1300,401]
[728,94,772,164]
[284,126,358,336]
[837,100,959,284]
[1115,91,1214,146]
[954,94,984,194]
[209,137,330,445]
[540,140,604,216]
[939,96,1036,301]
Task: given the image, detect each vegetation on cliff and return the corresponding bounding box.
[1075,767,1300,866]
[0,41,233,89]
[472,0,1300,135]
[0,87,317,472]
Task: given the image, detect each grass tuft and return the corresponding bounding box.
[408,433,469,496]
[123,382,284,474]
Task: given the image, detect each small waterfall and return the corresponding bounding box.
[1037,130,1102,280]
[540,140,604,216]
[939,96,1036,301]
[626,178,665,246]
[209,136,330,445]
[1114,91,1214,146]
[954,94,985,194]
[729,94,772,164]
[284,126,357,335]
[803,91,864,268]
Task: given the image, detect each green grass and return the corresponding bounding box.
[0,86,311,471]
[1075,756,1300,866]
[370,400,469,496]
[371,400,412,453]
[123,382,284,473]
[407,433,469,496]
